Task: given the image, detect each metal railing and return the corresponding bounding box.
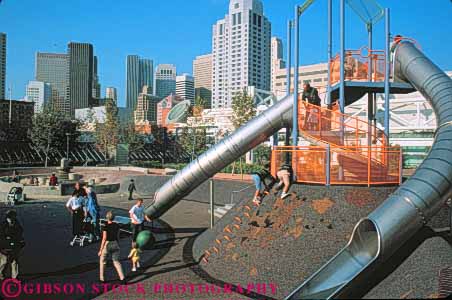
[330,47,386,85]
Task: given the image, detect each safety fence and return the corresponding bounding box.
[330,47,386,85]
[298,100,386,148]
[271,145,402,186]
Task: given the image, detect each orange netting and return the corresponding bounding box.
[271,145,401,186]
[330,47,386,85]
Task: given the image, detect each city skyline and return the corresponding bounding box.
[1,0,452,106]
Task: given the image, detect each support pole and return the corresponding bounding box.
[327,0,332,107]
[292,6,300,146]
[384,8,391,143]
[325,144,331,186]
[285,20,293,147]
[367,23,373,147]
[210,179,214,228]
[339,0,345,114]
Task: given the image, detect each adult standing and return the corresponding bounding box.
[66,196,84,239]
[302,83,322,130]
[84,186,100,240]
[98,211,125,283]
[0,210,25,280]
[127,179,136,201]
[72,182,87,198]
[129,199,151,243]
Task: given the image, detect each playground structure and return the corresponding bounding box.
[145,0,452,299]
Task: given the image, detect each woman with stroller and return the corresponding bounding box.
[66,195,84,241]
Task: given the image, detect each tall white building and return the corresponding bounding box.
[212,0,271,108]
[193,54,213,107]
[176,74,195,105]
[155,64,176,98]
[106,87,117,104]
[271,37,285,90]
[26,80,52,113]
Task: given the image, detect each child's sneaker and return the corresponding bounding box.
[132,267,137,272]
[137,261,141,269]
[281,192,290,199]
[252,196,261,206]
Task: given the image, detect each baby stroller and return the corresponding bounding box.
[70,216,95,247]
[5,187,24,206]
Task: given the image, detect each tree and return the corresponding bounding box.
[95,98,119,161]
[192,96,206,117]
[31,105,80,167]
[231,89,256,129]
[178,127,208,160]
[230,89,256,175]
[120,121,145,153]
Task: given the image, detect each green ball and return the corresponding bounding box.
[136,230,154,249]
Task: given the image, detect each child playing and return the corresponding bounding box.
[251,162,276,206]
[128,242,141,271]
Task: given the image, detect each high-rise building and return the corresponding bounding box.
[35,52,69,112]
[126,55,154,110]
[26,80,51,113]
[155,64,176,99]
[106,87,117,104]
[67,42,94,116]
[193,53,212,107]
[271,37,286,92]
[134,85,160,124]
[212,0,271,108]
[0,99,35,142]
[0,33,6,100]
[92,56,101,100]
[176,74,195,105]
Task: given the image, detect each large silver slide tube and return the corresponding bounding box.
[145,94,293,219]
[286,42,452,299]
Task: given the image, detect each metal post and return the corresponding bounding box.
[293,6,300,146]
[66,134,70,160]
[326,144,331,186]
[210,179,215,228]
[367,23,373,147]
[339,0,345,114]
[8,86,12,125]
[327,0,332,107]
[285,20,293,147]
[384,8,391,143]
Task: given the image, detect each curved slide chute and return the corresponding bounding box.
[285,42,452,299]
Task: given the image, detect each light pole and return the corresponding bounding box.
[66,133,70,160]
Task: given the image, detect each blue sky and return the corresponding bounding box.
[1,0,451,107]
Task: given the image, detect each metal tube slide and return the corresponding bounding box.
[286,42,452,299]
[145,94,293,219]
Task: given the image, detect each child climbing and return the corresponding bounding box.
[251,162,276,206]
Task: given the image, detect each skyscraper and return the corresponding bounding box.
[155,64,176,99]
[26,80,51,113]
[106,87,118,104]
[212,0,271,108]
[176,74,195,105]
[67,42,94,116]
[92,56,101,100]
[271,37,286,93]
[193,54,212,107]
[126,55,154,110]
[134,85,161,124]
[0,33,6,100]
[35,52,69,112]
